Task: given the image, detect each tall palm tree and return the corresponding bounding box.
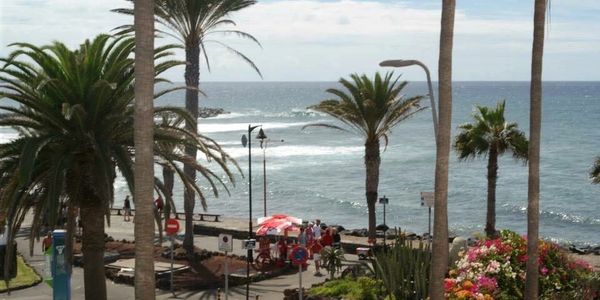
[0,35,237,299]
[113,0,261,256]
[590,157,600,184]
[133,0,156,298]
[305,72,424,241]
[429,0,455,298]
[525,0,548,298]
[454,101,528,238]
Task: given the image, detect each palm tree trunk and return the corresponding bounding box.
[486,146,498,238]
[525,0,546,298]
[133,0,156,298]
[183,39,200,257]
[80,194,107,300]
[364,141,380,242]
[163,166,175,223]
[430,0,455,298]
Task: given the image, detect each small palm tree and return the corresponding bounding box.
[0,35,237,299]
[320,246,344,280]
[113,0,261,256]
[305,72,424,241]
[454,101,528,238]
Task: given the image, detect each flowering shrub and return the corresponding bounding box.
[445,230,599,300]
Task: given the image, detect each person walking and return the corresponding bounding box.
[313,219,322,240]
[123,195,132,222]
[297,226,307,246]
[42,232,53,252]
[311,240,323,276]
[154,196,164,214]
[332,228,341,250]
[321,228,332,247]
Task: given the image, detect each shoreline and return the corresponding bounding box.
[188,215,600,271]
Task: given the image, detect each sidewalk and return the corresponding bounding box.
[5,214,344,300]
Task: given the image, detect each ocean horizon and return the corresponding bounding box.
[3,81,599,246]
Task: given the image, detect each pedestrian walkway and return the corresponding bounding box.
[5,214,349,299]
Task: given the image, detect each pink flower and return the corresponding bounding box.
[540,266,549,275]
[477,276,498,293]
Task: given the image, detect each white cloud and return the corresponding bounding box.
[1,0,599,81]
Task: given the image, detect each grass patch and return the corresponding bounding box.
[0,256,42,292]
[308,277,384,300]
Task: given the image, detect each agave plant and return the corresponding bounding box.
[372,235,431,300]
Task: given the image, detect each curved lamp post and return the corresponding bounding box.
[241,124,260,300]
[379,59,438,143]
[256,128,284,218]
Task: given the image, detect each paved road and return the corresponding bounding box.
[4,215,358,300]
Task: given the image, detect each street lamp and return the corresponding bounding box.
[379,59,438,143]
[241,124,260,300]
[256,128,268,218]
[256,128,284,218]
[378,196,389,247]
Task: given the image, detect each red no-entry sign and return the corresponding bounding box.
[165,219,180,235]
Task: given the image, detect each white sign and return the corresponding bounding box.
[218,234,233,252]
[420,192,434,208]
[241,239,256,250]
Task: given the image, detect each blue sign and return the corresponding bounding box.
[291,246,308,265]
[52,230,70,300]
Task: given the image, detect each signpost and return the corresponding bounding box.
[291,246,308,300]
[165,219,180,297]
[420,192,434,237]
[218,234,233,300]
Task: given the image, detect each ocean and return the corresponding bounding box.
[10,81,600,246]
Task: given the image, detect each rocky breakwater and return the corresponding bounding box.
[198,107,229,118]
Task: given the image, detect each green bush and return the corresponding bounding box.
[308,276,384,300]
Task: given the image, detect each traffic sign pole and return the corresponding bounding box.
[224,251,229,300]
[290,246,308,300]
[164,219,180,298]
[170,235,175,298]
[298,263,303,300]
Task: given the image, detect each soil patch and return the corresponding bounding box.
[73,238,277,290]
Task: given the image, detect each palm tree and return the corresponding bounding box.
[525,0,548,298]
[429,0,455,298]
[0,35,237,299]
[454,101,528,238]
[590,157,600,184]
[113,0,261,256]
[133,0,156,298]
[305,72,424,241]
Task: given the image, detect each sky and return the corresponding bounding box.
[1,0,600,82]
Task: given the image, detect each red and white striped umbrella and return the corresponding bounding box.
[256,214,302,236]
[257,214,302,226]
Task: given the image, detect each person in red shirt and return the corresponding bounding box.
[154,196,164,213]
[42,232,52,252]
[311,240,323,276]
[277,238,288,262]
[321,228,333,247]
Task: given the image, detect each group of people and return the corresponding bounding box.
[296,219,342,276]
[121,195,164,222]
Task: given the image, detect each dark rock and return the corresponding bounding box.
[198,107,229,118]
[376,224,389,232]
[329,225,345,232]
